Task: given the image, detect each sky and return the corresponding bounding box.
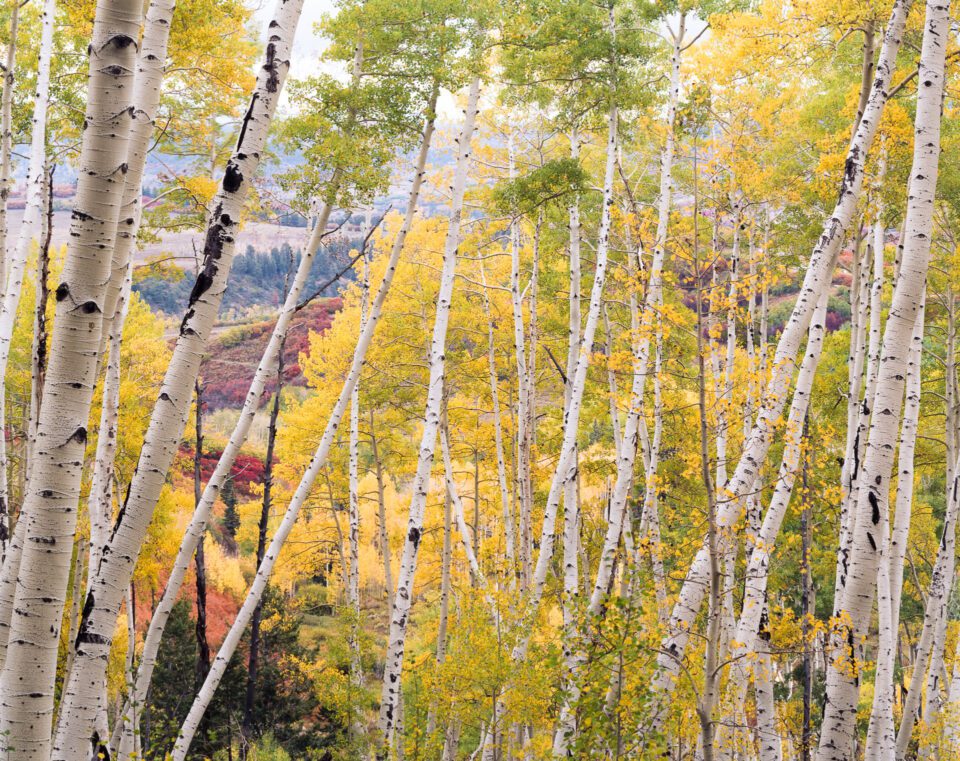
[251,0,338,81]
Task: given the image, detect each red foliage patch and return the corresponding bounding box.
[134,571,240,647]
[177,446,266,498]
[200,298,341,410]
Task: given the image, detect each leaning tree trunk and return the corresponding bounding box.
[86,264,132,587]
[166,80,450,761]
[727,290,830,718]
[649,0,912,716]
[0,2,142,759]
[818,0,949,755]
[117,81,441,760]
[375,77,481,756]
[51,3,304,757]
[98,0,177,349]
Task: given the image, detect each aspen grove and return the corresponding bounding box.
[6,0,960,758]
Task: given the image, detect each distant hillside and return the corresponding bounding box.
[133,241,357,316]
[198,298,342,410]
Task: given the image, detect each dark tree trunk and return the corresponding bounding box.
[194,379,210,686]
[243,339,285,743]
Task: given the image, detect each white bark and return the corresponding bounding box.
[896,452,960,759]
[834,228,870,613]
[99,0,177,348]
[818,0,948,754]
[440,426,486,589]
[86,265,132,584]
[650,0,911,712]
[375,77,480,754]
[479,263,515,576]
[508,134,533,590]
[865,295,923,761]
[52,3,304,756]
[554,130,584,756]
[0,2,142,758]
[347,238,368,685]
[726,291,829,727]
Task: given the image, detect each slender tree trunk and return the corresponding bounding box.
[554,128,585,756]
[866,296,923,760]
[347,251,368,687]
[193,382,210,686]
[27,162,54,472]
[53,5,305,755]
[479,263,515,579]
[427,411,453,741]
[242,349,283,745]
[375,78,481,756]
[801,422,813,761]
[370,413,394,608]
[508,134,533,592]
[726,291,830,730]
[0,4,142,758]
[819,0,949,754]
[896,451,960,759]
[86,265,132,587]
[697,231,721,761]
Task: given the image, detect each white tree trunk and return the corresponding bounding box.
[553,129,584,756]
[0,2,142,758]
[650,0,911,712]
[51,3,304,756]
[86,264,132,585]
[865,295,923,761]
[896,452,960,759]
[479,263,515,576]
[375,77,480,755]
[818,0,948,754]
[347,241,368,685]
[98,0,177,349]
[508,133,533,590]
[147,78,437,759]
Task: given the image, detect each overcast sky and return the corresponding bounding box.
[251,0,339,80]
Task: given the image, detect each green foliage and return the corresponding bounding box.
[491,158,588,216]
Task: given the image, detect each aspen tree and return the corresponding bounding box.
[0,2,143,758]
[376,77,482,755]
[865,297,924,760]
